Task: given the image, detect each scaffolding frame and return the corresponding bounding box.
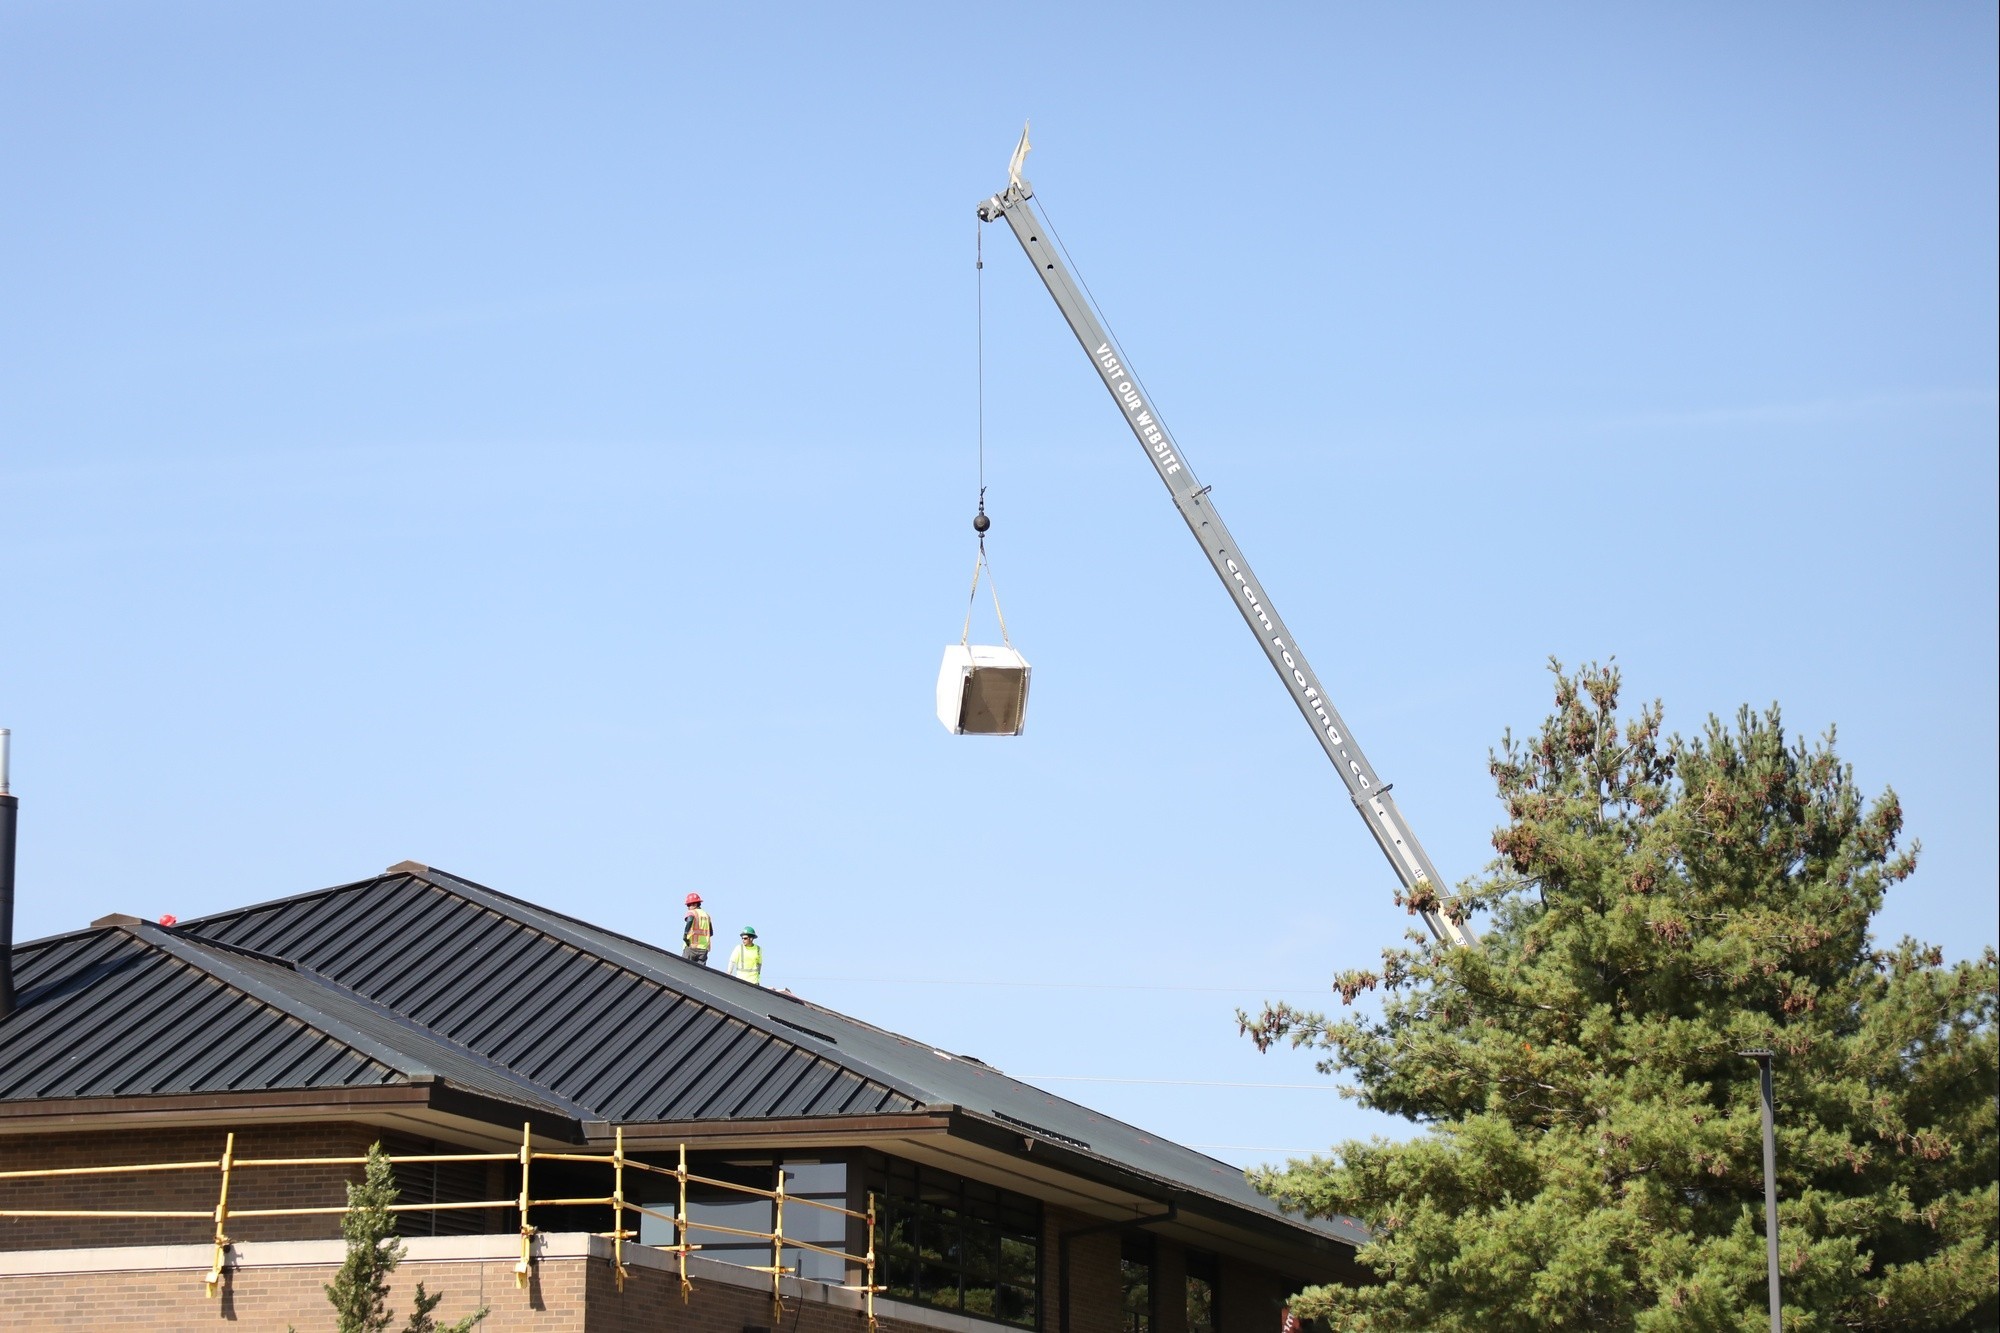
[0,1122,882,1324]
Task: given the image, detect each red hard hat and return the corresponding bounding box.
[684,893,702,906]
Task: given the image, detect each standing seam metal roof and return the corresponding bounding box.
[188,873,923,1123]
[185,867,1363,1244]
[0,916,588,1119]
[1,866,1363,1249]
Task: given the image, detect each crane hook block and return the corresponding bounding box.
[972,511,991,534]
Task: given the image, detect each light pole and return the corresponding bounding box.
[1739,1049,1781,1332]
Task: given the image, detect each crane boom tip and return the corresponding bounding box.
[1008,121,1032,190]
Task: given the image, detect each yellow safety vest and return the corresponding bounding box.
[730,942,763,984]
[684,909,713,951]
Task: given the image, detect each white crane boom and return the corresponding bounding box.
[978,154,1475,948]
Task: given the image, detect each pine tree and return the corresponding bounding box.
[313,1143,488,1333]
[1245,662,1997,1331]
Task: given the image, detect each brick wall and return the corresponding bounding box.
[0,1234,1034,1332]
[0,1251,582,1331]
[0,1122,509,1251]
[578,1254,995,1333]
[0,1123,377,1251]
[1044,1205,1121,1333]
[2,1126,1354,1330]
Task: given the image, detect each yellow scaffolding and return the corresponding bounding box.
[0,1122,882,1324]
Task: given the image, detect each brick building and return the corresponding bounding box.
[0,863,1363,1330]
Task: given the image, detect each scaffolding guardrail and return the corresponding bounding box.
[0,1123,880,1324]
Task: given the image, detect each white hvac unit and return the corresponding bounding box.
[936,644,1031,736]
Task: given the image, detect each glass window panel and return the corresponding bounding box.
[637,1199,677,1248]
[1187,1249,1218,1333]
[928,1221,963,1267]
[883,1236,920,1296]
[1122,1243,1154,1333]
[783,1160,846,1196]
[1000,1236,1037,1285]
[961,1230,998,1283]
[1187,1275,1215,1333]
[779,1157,849,1285]
[855,1151,1039,1328]
[998,1284,1035,1326]
[789,1202,847,1247]
[688,1196,772,1263]
[920,1261,961,1309]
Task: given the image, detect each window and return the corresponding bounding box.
[862,1151,1041,1328]
[1186,1248,1218,1333]
[781,1159,849,1282]
[636,1155,851,1283]
[1121,1233,1154,1333]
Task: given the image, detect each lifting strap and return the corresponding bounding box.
[960,546,1012,650]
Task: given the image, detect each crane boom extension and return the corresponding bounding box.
[978,175,1475,948]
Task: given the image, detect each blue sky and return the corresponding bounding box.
[3,3,1994,1169]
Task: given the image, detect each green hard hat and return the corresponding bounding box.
[741,926,757,938]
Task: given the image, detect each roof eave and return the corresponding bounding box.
[0,1079,585,1146]
[941,1107,1367,1256]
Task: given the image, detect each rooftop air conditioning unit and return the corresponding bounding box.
[936,644,1031,736]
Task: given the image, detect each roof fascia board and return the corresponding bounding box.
[917,1129,1335,1276]
[420,1083,585,1143]
[586,1111,955,1148]
[596,1108,1356,1265]
[0,1082,583,1145]
[943,1108,1366,1252]
[0,1083,434,1124]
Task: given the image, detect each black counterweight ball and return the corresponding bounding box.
[972,511,991,534]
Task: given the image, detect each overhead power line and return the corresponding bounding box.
[1018,1075,1333,1090]
[787,975,1328,995]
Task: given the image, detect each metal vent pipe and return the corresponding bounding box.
[0,728,15,1019]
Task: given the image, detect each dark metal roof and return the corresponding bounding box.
[194,867,1361,1244]
[148,927,593,1119]
[188,871,921,1123]
[1,926,395,1100]
[1,865,1362,1249]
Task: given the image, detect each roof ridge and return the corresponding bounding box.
[128,922,418,1079]
[127,922,591,1121]
[406,866,937,1111]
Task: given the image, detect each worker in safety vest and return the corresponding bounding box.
[727,927,763,985]
[682,893,714,965]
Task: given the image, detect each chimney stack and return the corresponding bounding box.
[0,729,15,1019]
